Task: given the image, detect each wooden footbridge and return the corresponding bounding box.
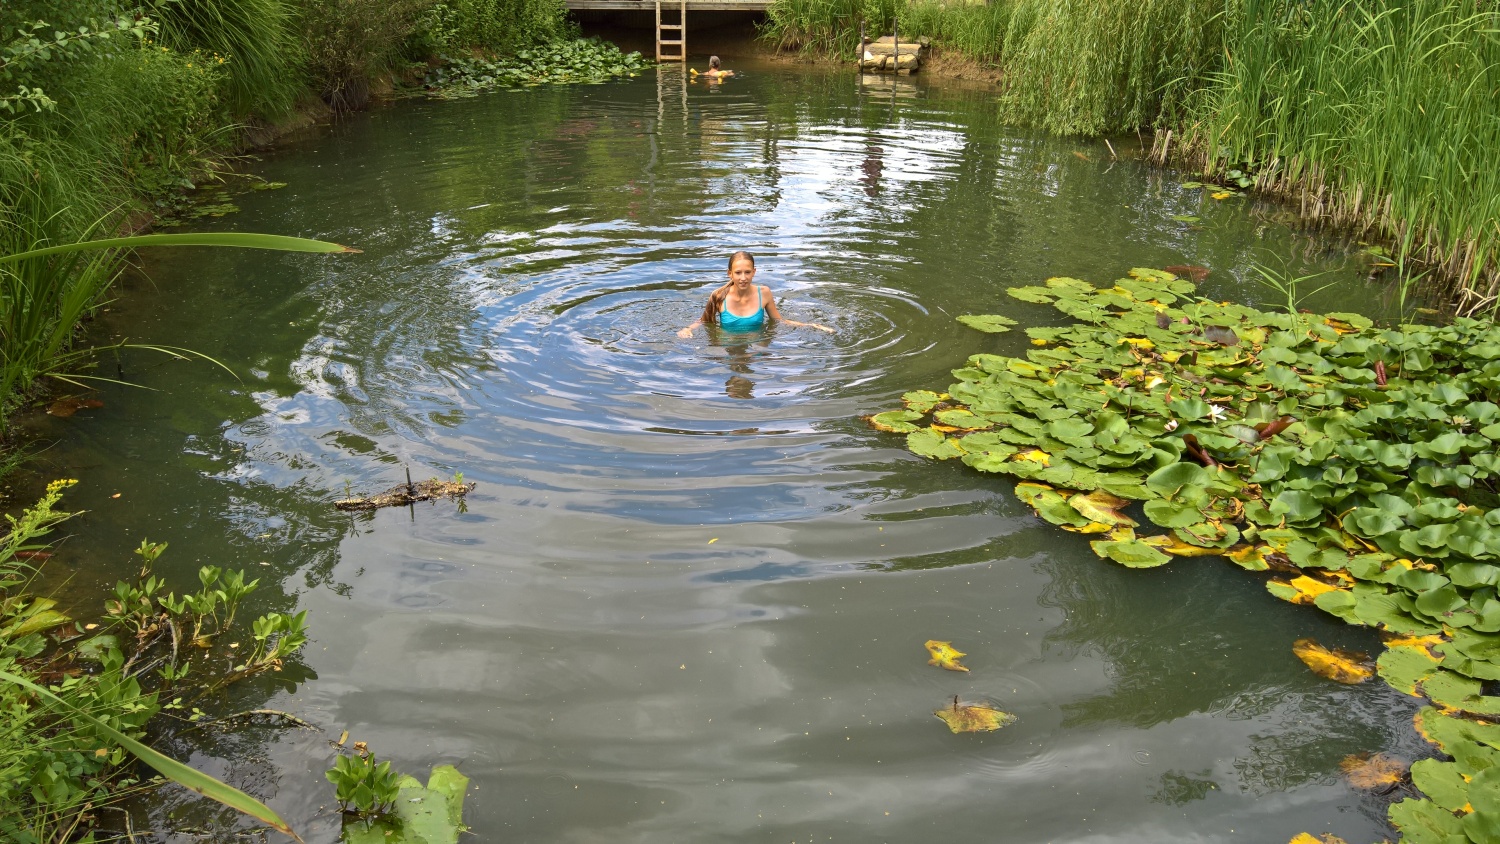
[563,0,771,61]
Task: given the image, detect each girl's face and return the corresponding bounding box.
[728,258,756,289]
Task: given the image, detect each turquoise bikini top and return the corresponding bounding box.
[718,286,765,330]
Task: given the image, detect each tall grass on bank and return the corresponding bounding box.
[761,0,901,56]
[150,0,305,119]
[994,0,1234,135]
[1166,0,1500,314]
[898,0,1012,64]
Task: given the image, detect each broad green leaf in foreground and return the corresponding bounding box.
[0,232,358,264]
[0,670,301,841]
[342,765,469,844]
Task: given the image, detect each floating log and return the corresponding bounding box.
[334,479,476,511]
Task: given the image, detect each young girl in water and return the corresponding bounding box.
[677,251,833,337]
[698,55,733,79]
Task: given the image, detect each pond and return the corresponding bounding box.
[34,58,1421,842]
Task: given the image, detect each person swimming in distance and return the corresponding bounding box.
[696,55,734,79]
[677,251,834,338]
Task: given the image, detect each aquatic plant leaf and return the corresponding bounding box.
[907,429,964,460]
[925,640,969,672]
[1421,670,1500,715]
[934,409,992,430]
[1287,835,1347,844]
[1465,808,1500,843]
[1340,752,1407,789]
[869,410,923,433]
[1008,286,1057,304]
[343,775,468,844]
[902,390,945,413]
[1143,498,1207,528]
[0,670,302,841]
[1292,639,1373,684]
[1090,537,1173,568]
[1015,483,1090,528]
[1267,576,1342,606]
[957,314,1018,333]
[1067,490,1136,527]
[1388,797,1467,843]
[934,697,1017,734]
[1415,706,1500,755]
[1145,462,1209,498]
[1139,534,1221,557]
[1410,759,1470,812]
[1226,544,1272,571]
[1270,490,1324,524]
[1378,642,1443,694]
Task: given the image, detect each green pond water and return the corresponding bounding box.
[30,59,1427,842]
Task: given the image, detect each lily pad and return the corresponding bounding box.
[956,314,1018,333]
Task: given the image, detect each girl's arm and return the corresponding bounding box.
[765,287,834,333]
[677,319,703,338]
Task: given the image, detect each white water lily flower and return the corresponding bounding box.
[1207,404,1228,422]
[1164,419,1179,432]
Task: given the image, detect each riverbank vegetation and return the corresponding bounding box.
[874,266,1500,842]
[762,0,1500,315]
[0,0,642,446]
[0,481,307,841]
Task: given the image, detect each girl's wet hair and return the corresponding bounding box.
[703,251,757,324]
[709,56,721,69]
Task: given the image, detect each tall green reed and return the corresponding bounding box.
[761,0,901,57]
[1173,0,1500,313]
[150,0,305,119]
[995,0,1235,135]
[899,0,1012,64]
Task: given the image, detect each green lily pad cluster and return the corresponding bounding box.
[426,38,650,95]
[872,267,1500,843]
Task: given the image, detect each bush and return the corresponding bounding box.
[299,0,430,109]
[149,0,306,119]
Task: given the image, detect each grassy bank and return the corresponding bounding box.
[0,0,589,437]
[762,0,1500,315]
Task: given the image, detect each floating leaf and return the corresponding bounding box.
[934,409,992,430]
[868,410,922,433]
[1267,576,1342,606]
[1410,758,1471,812]
[908,429,964,460]
[934,696,1017,733]
[1340,752,1407,789]
[1226,544,1272,571]
[1389,797,1467,843]
[1067,490,1136,527]
[1090,537,1173,568]
[956,314,1018,333]
[1015,482,1091,528]
[47,397,105,417]
[1378,643,1443,695]
[1292,638,1374,684]
[925,640,969,672]
[1140,533,1223,557]
[902,390,945,413]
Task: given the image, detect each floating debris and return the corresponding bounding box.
[334,477,475,511]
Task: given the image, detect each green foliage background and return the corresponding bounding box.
[762,0,1500,310]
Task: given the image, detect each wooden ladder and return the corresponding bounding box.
[655,0,686,62]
